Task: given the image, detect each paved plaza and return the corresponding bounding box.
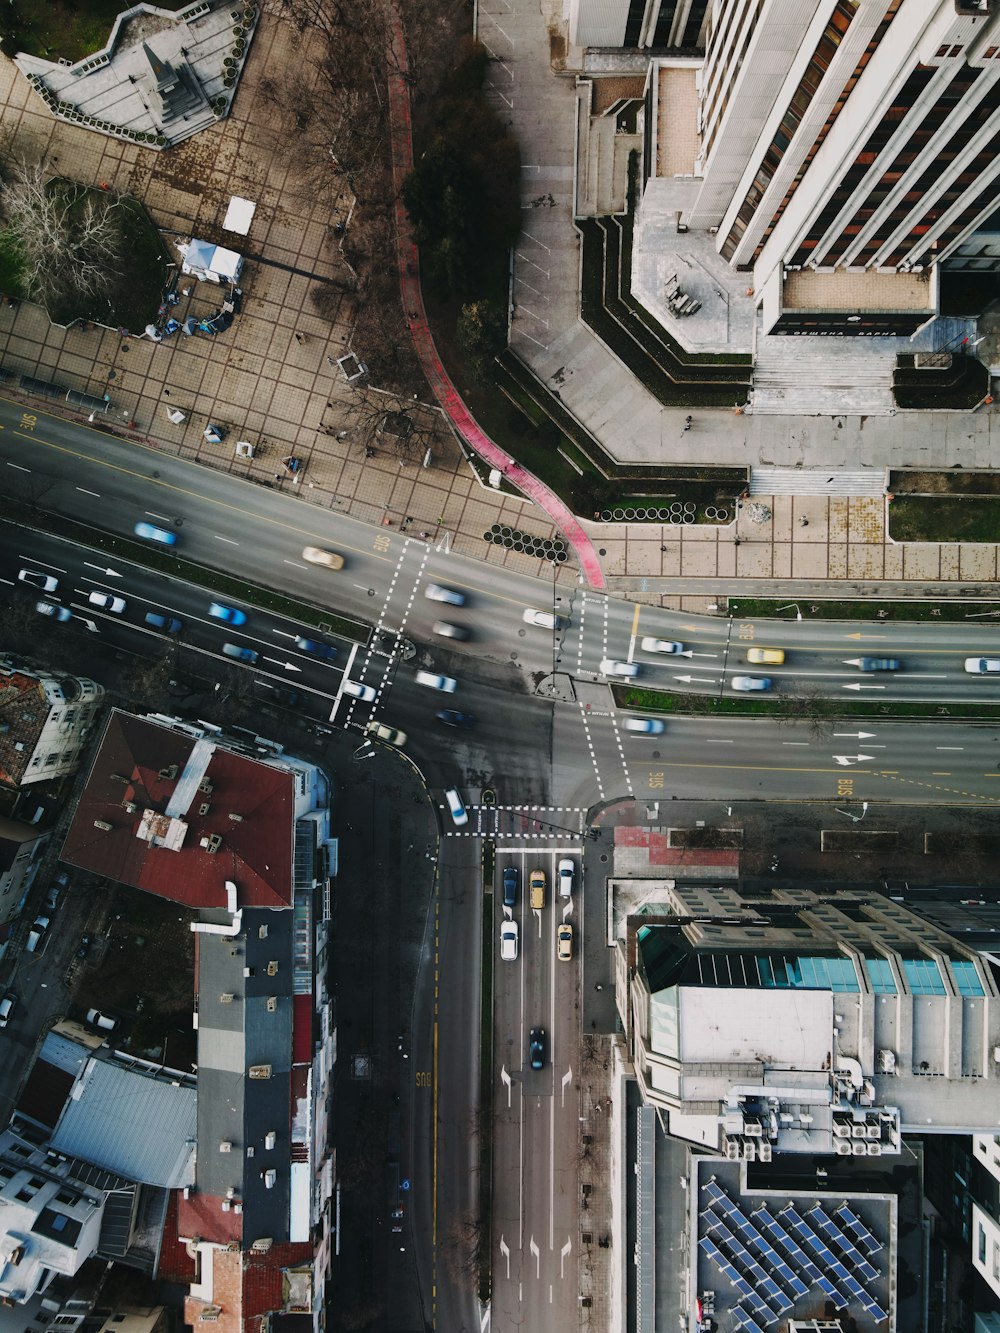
[0,7,998,602]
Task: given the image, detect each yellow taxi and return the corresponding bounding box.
[747,647,785,665]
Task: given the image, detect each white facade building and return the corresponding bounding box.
[0,662,104,789]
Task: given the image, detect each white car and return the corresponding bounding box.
[965,658,1000,674]
[640,637,683,654]
[415,670,457,693]
[557,859,575,898]
[302,546,345,569]
[522,608,566,630]
[425,583,466,606]
[89,591,126,613]
[19,569,58,592]
[342,679,377,701]
[600,659,640,678]
[365,721,407,746]
[731,675,771,691]
[500,919,519,962]
[444,787,468,826]
[624,718,665,734]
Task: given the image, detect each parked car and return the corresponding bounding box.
[557,923,574,962]
[529,1027,547,1071]
[343,679,377,701]
[444,787,468,826]
[76,935,91,961]
[365,721,407,747]
[134,522,177,545]
[731,675,771,691]
[295,636,338,661]
[435,710,475,728]
[0,993,15,1028]
[44,884,60,911]
[209,602,247,625]
[302,546,345,569]
[145,611,183,633]
[623,718,665,734]
[222,642,258,663]
[425,583,466,606]
[640,637,683,654]
[530,870,546,910]
[557,859,575,898]
[857,657,901,672]
[502,866,518,908]
[432,621,469,640]
[965,658,1000,674]
[36,600,72,621]
[415,670,457,693]
[18,569,58,592]
[26,916,50,953]
[522,608,566,630]
[600,659,640,678]
[747,647,785,665]
[500,919,519,962]
[85,1008,117,1032]
[88,590,126,613]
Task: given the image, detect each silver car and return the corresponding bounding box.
[731,675,771,691]
[415,670,457,693]
[425,583,465,606]
[600,659,640,678]
[640,637,683,654]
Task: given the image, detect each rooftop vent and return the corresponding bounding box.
[265,1131,276,1151]
[219,1142,232,1154]
[159,765,179,780]
[258,925,268,939]
[228,812,243,823]
[250,1239,272,1253]
[202,834,222,853]
[123,801,138,814]
[199,779,213,794]
[267,997,277,1012]
[267,961,278,976]
[248,1064,272,1079]
[263,1169,276,1189]
[198,803,211,816]
[220,994,234,1004]
[93,820,112,831]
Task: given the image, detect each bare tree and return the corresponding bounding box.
[443,1210,486,1287]
[0,160,126,310]
[341,385,443,463]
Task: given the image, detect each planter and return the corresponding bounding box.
[223,75,235,87]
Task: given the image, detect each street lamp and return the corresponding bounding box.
[775,603,803,621]
[835,802,869,823]
[352,741,375,761]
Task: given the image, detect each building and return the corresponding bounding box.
[61,710,337,1333]
[973,1135,1000,1303]
[0,661,104,789]
[616,882,1000,1157]
[569,0,709,48]
[0,815,48,927]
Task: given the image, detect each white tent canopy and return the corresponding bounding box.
[176,238,243,284]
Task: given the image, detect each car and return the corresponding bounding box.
[557,923,574,962]
[731,675,771,691]
[26,916,50,953]
[415,670,457,693]
[267,685,302,707]
[600,659,640,678]
[0,993,14,1027]
[857,657,901,672]
[302,546,345,570]
[76,935,91,960]
[444,787,468,827]
[522,608,566,630]
[145,611,183,633]
[365,721,407,747]
[502,866,518,908]
[44,884,60,911]
[432,621,470,640]
[85,1008,117,1033]
[500,919,519,962]
[88,590,126,613]
[209,602,247,625]
[343,679,377,702]
[558,858,574,899]
[747,647,785,665]
[55,871,69,888]
[222,642,258,663]
[436,709,475,728]
[425,583,466,606]
[530,869,546,910]
[19,569,58,592]
[965,658,1000,674]
[134,521,177,546]
[529,1027,547,1071]
[623,718,665,734]
[295,636,338,661]
[36,600,72,621]
[640,637,683,654]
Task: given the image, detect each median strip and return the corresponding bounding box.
[614,683,1000,722]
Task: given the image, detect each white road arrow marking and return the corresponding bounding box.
[501,1065,512,1108]
[674,674,718,685]
[689,651,720,658]
[833,754,876,766]
[84,563,122,578]
[262,658,303,672]
[561,1067,573,1108]
[843,683,886,691]
[436,531,452,553]
[834,731,877,739]
[560,1237,572,1279]
[499,1236,510,1280]
[529,1236,540,1278]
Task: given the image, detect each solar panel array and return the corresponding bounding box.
[699,1178,888,1327]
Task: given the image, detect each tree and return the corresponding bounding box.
[0,161,126,312]
[456,300,507,385]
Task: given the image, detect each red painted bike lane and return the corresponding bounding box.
[383,3,606,590]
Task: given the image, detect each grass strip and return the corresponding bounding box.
[478,839,496,1304]
[727,597,1000,624]
[614,683,1000,721]
[5,499,370,643]
[887,494,1000,544]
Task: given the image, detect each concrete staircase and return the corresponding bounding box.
[575,90,639,217]
[749,466,887,497]
[750,338,897,416]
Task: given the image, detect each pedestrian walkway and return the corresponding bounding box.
[750,467,886,497]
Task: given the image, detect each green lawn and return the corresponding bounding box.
[2,0,192,61]
[614,683,1000,721]
[888,495,1000,544]
[727,597,1000,623]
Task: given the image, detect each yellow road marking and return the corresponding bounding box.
[630,601,641,640]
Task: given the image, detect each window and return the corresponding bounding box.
[901,957,946,995]
[865,957,897,994]
[980,1223,987,1263]
[951,959,985,997]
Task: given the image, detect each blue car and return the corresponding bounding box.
[436,710,475,728]
[209,602,247,626]
[222,642,258,664]
[295,636,338,661]
[145,612,183,633]
[134,522,178,546]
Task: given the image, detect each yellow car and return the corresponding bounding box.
[530,870,546,910]
[302,546,345,570]
[557,923,574,961]
[747,647,785,665]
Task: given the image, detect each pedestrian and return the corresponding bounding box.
[163,389,171,397]
[799,517,809,527]
[294,332,304,345]
[327,356,335,366]
[660,544,667,553]
[595,983,603,991]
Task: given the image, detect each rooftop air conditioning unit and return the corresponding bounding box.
[833,1122,849,1138]
[203,834,222,853]
[852,1142,867,1156]
[199,780,213,794]
[220,993,234,1004]
[877,1049,897,1074]
[759,1142,772,1162]
[743,1141,756,1161]
[725,1141,740,1159]
[249,1064,272,1079]
[251,1239,273,1253]
[93,820,112,831]
[159,765,179,780]
[835,1141,852,1155]
[267,961,278,976]
[123,801,138,814]
[866,1143,882,1156]
[263,1170,276,1189]
[228,813,243,823]
[219,1142,232,1153]
[744,1121,763,1137]
[198,803,211,816]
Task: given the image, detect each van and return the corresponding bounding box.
[444,788,468,827]
[529,870,546,910]
[86,1009,117,1032]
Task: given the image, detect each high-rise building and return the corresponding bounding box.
[569,0,709,48]
[616,883,1000,1155]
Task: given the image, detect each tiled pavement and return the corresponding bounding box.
[0,17,999,602]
